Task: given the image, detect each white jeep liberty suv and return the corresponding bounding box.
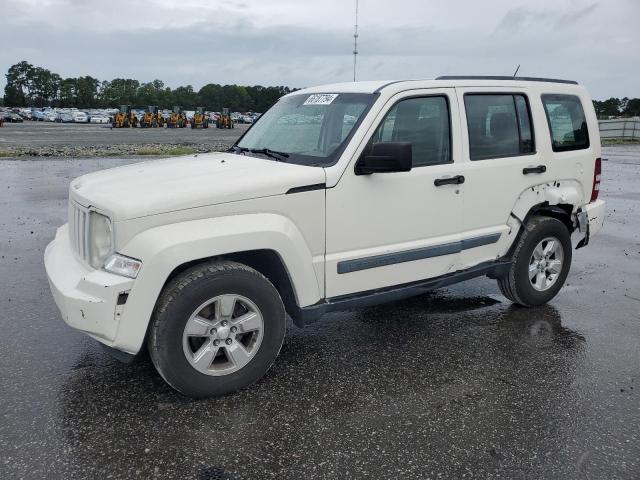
[45,77,605,397]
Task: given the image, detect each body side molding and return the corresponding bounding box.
[337,233,501,274]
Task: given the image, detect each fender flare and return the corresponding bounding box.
[510,180,584,223]
[500,180,585,258]
[113,213,322,353]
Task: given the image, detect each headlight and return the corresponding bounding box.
[89,212,113,268]
[104,254,142,278]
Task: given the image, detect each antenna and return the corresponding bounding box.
[353,0,359,82]
[513,64,521,77]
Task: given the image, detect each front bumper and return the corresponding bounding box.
[44,224,135,351]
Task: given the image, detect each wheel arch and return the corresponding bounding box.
[506,202,575,259]
[506,180,583,257]
[114,214,323,354]
[162,249,302,326]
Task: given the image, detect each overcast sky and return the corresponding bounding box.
[1,0,638,99]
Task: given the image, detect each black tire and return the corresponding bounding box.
[148,260,286,398]
[498,215,572,307]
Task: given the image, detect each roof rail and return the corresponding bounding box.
[436,75,578,85]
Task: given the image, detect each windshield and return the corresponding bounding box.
[235,92,376,167]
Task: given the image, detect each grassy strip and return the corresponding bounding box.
[601,138,640,145]
[0,146,204,158]
[131,146,199,156]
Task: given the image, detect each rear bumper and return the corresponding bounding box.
[44,224,136,352]
[584,199,605,236]
[576,199,605,248]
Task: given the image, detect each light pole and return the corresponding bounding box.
[353,0,359,82]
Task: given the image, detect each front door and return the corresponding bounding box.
[325,89,465,298]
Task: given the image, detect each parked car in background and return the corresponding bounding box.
[90,114,110,124]
[44,111,57,122]
[73,111,89,123]
[32,110,45,121]
[55,112,74,123]
[1,112,24,123]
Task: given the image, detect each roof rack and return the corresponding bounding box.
[436,76,578,85]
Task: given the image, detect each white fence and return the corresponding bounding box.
[599,118,640,139]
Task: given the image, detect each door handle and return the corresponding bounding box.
[523,165,547,175]
[434,175,465,187]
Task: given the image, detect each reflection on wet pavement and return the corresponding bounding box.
[0,150,638,479]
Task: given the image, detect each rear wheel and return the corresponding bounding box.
[498,215,572,307]
[148,260,286,398]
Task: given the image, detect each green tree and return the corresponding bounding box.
[99,78,140,107]
[59,78,77,107]
[246,85,292,112]
[198,83,223,110]
[171,85,198,109]
[29,67,54,106]
[593,97,622,118]
[4,61,34,106]
[3,60,298,110]
[75,76,100,107]
[136,79,166,107]
[624,98,640,117]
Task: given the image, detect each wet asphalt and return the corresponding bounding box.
[0,147,639,479]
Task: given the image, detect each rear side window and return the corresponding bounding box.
[370,96,451,167]
[464,94,535,160]
[542,94,589,151]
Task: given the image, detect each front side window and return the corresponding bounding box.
[542,94,589,152]
[367,96,451,167]
[235,93,375,167]
[464,94,535,160]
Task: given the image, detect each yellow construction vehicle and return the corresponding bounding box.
[140,106,163,128]
[216,108,234,129]
[155,109,165,128]
[112,105,138,128]
[190,107,209,129]
[167,106,187,128]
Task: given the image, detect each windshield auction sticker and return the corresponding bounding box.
[303,94,339,106]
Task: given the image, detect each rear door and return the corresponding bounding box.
[454,87,551,268]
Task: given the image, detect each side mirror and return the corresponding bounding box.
[355,142,413,175]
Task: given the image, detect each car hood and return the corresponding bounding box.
[70,152,326,221]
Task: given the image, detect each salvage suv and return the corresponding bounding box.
[45,77,605,397]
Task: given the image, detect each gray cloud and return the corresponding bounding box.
[0,0,637,99]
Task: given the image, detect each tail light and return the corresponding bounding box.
[591,157,601,202]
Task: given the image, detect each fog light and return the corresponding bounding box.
[104,254,142,278]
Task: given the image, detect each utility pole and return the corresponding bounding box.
[353,0,359,82]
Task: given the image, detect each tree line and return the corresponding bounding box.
[2,61,296,112]
[593,97,640,119]
[4,61,640,117]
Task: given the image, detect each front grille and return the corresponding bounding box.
[69,201,90,263]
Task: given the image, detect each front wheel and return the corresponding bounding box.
[148,260,286,398]
[498,215,572,307]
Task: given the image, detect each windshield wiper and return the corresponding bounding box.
[230,145,289,162]
[248,148,290,162]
